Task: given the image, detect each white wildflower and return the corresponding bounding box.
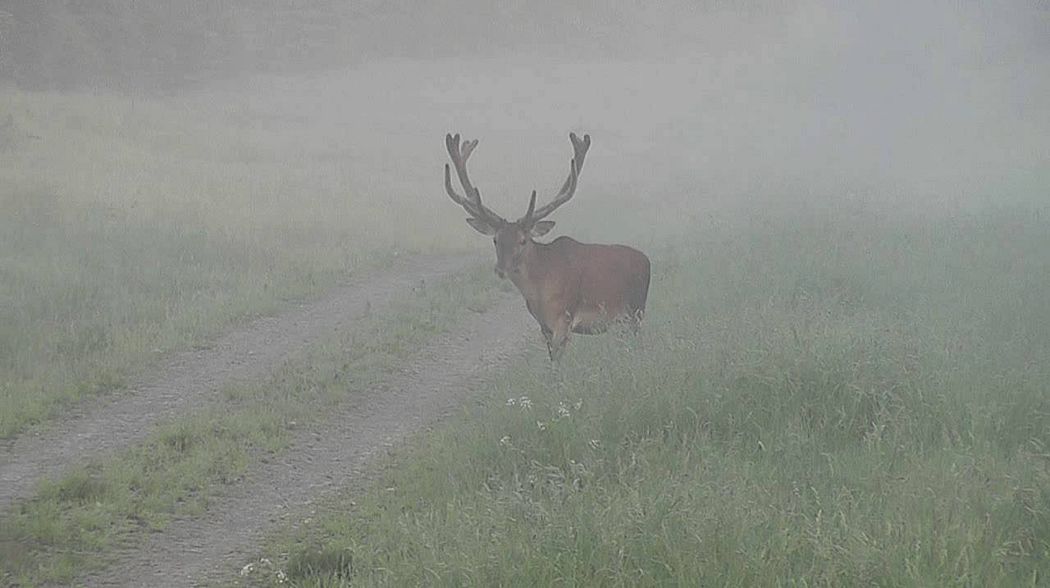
[239,562,255,577]
[276,569,288,583]
[506,397,517,406]
[518,396,532,409]
[536,420,547,431]
[556,402,571,419]
[499,435,512,447]
[573,400,583,411]
[589,439,602,450]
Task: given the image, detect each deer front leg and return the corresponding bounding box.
[539,324,554,358]
[547,310,573,361]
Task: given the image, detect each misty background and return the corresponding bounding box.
[2,1,1046,243]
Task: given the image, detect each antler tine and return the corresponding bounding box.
[444,164,480,217]
[526,132,591,223]
[570,132,591,170]
[444,133,505,225]
[524,190,537,221]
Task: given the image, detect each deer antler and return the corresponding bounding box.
[525,132,591,223]
[444,133,506,226]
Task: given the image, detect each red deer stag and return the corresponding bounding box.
[443,132,650,360]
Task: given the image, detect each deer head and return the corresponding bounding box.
[444,132,591,278]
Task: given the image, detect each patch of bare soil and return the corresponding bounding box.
[0,254,482,512]
[82,294,533,587]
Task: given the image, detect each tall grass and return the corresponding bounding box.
[256,198,1050,586]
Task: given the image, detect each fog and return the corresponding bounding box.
[2,1,1048,239]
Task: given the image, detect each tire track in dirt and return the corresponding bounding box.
[82,294,534,587]
[0,254,483,512]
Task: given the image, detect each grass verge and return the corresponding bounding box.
[0,267,502,586]
[247,199,1050,586]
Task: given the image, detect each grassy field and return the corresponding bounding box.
[0,266,502,585]
[247,197,1050,586]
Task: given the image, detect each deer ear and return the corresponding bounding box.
[530,220,555,237]
[466,217,497,235]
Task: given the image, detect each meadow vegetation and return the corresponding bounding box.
[0,267,500,585]
[251,195,1050,586]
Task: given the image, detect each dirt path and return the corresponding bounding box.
[0,254,483,512]
[81,294,533,587]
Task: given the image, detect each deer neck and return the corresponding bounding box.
[508,242,545,302]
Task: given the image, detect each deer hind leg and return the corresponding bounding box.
[628,307,644,335]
